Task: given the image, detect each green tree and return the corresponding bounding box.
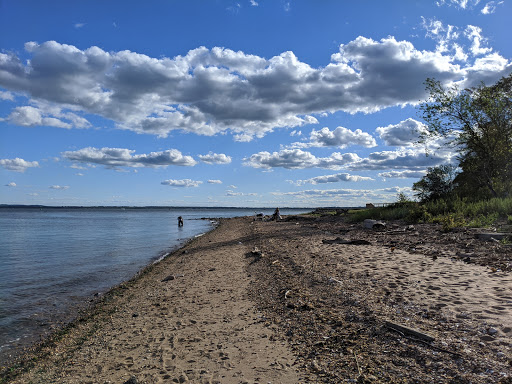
[419,74,512,198]
[413,164,457,202]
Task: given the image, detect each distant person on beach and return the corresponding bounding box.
[272,207,281,221]
[178,216,184,227]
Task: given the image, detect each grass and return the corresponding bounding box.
[345,196,512,231]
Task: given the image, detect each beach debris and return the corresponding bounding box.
[363,219,386,229]
[385,320,435,342]
[474,232,511,241]
[285,290,292,299]
[353,349,362,376]
[161,273,184,282]
[328,277,343,285]
[246,247,263,264]
[124,376,138,384]
[322,237,371,245]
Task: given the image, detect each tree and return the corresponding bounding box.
[413,164,457,202]
[419,74,512,198]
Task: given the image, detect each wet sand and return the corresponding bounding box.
[4,216,512,383]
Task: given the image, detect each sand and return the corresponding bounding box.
[4,215,512,383]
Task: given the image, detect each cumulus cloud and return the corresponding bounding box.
[5,182,16,187]
[244,149,361,170]
[161,179,203,187]
[348,148,453,171]
[62,147,197,169]
[0,158,39,172]
[378,170,427,179]
[291,126,376,149]
[1,38,509,139]
[245,145,455,172]
[199,152,232,164]
[50,185,70,190]
[207,179,223,184]
[376,118,427,146]
[292,173,374,186]
[5,105,91,129]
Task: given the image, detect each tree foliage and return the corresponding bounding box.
[419,74,512,199]
[413,164,457,202]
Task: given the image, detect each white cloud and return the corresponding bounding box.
[378,170,427,179]
[0,158,39,172]
[464,25,492,56]
[0,90,14,101]
[436,0,481,9]
[376,118,428,146]
[226,190,257,196]
[250,0,258,6]
[161,179,203,187]
[62,147,197,169]
[292,173,374,186]
[290,126,377,149]
[348,148,451,171]
[50,185,70,190]
[421,17,467,61]
[70,164,88,170]
[244,149,361,170]
[5,105,90,129]
[5,182,16,187]
[271,187,411,204]
[0,38,508,139]
[199,152,232,164]
[245,144,455,172]
[207,179,223,184]
[438,0,503,14]
[74,23,86,29]
[481,1,504,14]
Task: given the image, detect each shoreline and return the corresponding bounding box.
[3,215,512,383]
[0,218,219,369]
[3,217,302,383]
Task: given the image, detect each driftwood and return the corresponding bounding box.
[385,321,463,357]
[322,237,371,245]
[385,321,435,342]
[474,232,510,241]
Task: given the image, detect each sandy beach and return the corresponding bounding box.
[3,215,512,383]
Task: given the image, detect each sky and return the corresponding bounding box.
[1,0,511,207]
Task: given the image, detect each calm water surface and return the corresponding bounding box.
[0,207,309,362]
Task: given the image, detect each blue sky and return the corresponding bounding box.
[1,0,511,207]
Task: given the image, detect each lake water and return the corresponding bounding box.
[0,207,310,363]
